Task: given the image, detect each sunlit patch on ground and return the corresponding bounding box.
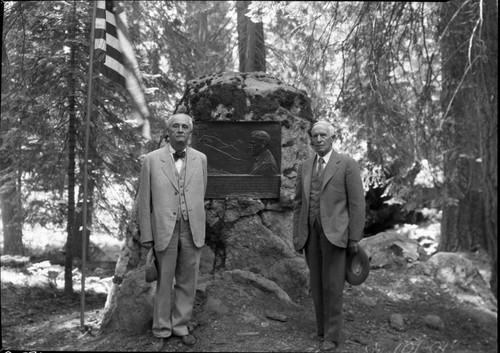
[395,216,441,256]
[1,223,124,261]
[1,257,113,295]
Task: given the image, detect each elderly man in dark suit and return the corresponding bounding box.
[293,120,365,352]
[138,113,207,348]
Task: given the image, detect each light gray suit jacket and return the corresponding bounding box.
[137,145,208,251]
[293,150,365,251]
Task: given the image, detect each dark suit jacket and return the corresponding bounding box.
[293,150,365,251]
[137,145,208,251]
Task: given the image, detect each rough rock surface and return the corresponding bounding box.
[360,229,423,269]
[177,71,313,126]
[100,268,155,334]
[424,251,497,311]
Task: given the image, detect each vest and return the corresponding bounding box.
[308,158,324,225]
[175,160,189,221]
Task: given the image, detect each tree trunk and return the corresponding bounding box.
[440,157,486,251]
[64,3,77,295]
[474,0,497,299]
[0,114,24,255]
[196,1,208,75]
[0,10,24,256]
[73,182,93,261]
[0,171,24,255]
[236,1,266,72]
[438,0,496,298]
[438,1,487,253]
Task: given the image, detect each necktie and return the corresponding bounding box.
[173,150,186,161]
[317,157,325,176]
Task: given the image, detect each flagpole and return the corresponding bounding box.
[80,0,98,330]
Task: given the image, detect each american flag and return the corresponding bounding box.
[94,0,151,140]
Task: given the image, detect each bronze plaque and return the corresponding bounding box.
[191,121,281,198]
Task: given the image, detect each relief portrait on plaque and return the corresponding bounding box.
[191,122,281,198]
[248,130,279,176]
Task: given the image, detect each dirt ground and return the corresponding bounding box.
[1,253,497,353]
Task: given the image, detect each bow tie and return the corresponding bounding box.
[173,150,186,161]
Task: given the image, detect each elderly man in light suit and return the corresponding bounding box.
[293,121,365,352]
[138,113,207,348]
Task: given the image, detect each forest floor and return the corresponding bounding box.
[1,223,498,353]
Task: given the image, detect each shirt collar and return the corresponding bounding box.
[318,149,333,165]
[169,144,186,155]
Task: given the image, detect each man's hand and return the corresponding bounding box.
[347,240,358,255]
[142,241,154,250]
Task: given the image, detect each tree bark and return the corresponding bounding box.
[438,0,497,298]
[438,1,486,253]
[438,2,485,251]
[64,2,78,295]
[0,170,24,255]
[237,1,266,72]
[440,156,486,252]
[474,0,497,299]
[73,182,93,261]
[1,4,24,256]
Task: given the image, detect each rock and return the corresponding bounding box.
[27,261,65,280]
[389,313,405,331]
[260,211,295,250]
[99,268,155,334]
[359,295,377,307]
[424,314,444,331]
[223,214,309,298]
[262,256,310,297]
[224,269,298,307]
[360,230,421,269]
[205,297,230,315]
[265,310,288,322]
[344,309,355,322]
[240,311,260,324]
[426,252,497,311]
[179,72,313,124]
[196,278,209,295]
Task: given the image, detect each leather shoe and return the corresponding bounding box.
[310,333,324,342]
[320,339,337,352]
[180,334,196,346]
[153,337,169,352]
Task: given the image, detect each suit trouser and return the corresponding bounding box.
[153,218,202,338]
[305,218,346,344]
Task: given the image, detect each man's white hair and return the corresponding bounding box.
[166,113,193,131]
[312,121,335,137]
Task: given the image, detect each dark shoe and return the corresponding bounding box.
[320,339,337,352]
[153,337,169,352]
[310,333,324,342]
[180,334,196,346]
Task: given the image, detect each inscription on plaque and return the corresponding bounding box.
[192,121,281,198]
[206,176,281,199]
